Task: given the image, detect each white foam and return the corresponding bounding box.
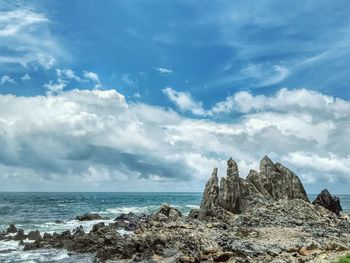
[185,205,200,209]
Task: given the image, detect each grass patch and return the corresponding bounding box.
[334,254,350,263]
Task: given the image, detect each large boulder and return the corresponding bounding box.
[312,189,342,216]
[200,155,310,214]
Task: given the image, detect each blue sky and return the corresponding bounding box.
[0,1,350,193]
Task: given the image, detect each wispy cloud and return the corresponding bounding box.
[21,73,31,81]
[83,71,101,88]
[0,75,16,85]
[154,67,173,74]
[43,80,66,95]
[0,6,65,70]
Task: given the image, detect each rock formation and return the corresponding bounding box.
[200,168,219,215]
[201,155,309,214]
[312,189,343,216]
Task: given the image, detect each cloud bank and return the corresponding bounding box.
[0,87,349,192]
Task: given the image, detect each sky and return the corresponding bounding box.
[0,0,350,193]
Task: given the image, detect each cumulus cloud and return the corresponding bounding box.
[162,87,206,116]
[0,87,349,192]
[0,6,64,70]
[0,75,16,85]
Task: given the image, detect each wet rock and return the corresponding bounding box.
[312,189,342,216]
[76,213,104,221]
[92,222,105,232]
[13,229,26,240]
[114,212,135,221]
[43,232,53,239]
[28,230,42,242]
[6,224,17,234]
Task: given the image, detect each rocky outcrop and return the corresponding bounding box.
[312,189,343,216]
[200,155,309,215]
[4,200,349,263]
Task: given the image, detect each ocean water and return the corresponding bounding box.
[0,192,349,262]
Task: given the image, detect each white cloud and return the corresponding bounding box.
[56,69,82,82]
[241,64,290,86]
[21,73,31,81]
[154,67,173,74]
[0,7,64,70]
[162,87,206,116]
[43,80,67,94]
[0,87,349,192]
[0,75,16,85]
[83,71,101,88]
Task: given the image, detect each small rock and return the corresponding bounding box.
[299,247,309,256]
[76,213,103,221]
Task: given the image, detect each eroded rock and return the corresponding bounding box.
[312,189,342,216]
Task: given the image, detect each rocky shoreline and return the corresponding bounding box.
[1,156,350,262]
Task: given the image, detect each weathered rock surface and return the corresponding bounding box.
[201,156,309,214]
[200,168,219,215]
[312,189,343,216]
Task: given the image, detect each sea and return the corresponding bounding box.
[0,192,349,263]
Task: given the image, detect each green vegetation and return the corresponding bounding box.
[334,254,350,263]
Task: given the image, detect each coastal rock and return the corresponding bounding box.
[28,230,42,242]
[76,213,104,221]
[188,209,201,219]
[13,229,26,240]
[6,224,17,234]
[201,155,309,214]
[157,204,182,219]
[200,168,219,215]
[312,189,342,216]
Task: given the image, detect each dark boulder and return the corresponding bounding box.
[13,229,26,240]
[92,222,105,232]
[312,189,342,216]
[157,204,182,219]
[76,213,103,221]
[28,230,42,242]
[6,224,17,234]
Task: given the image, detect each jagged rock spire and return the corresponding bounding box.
[200,155,310,215]
[200,168,219,215]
